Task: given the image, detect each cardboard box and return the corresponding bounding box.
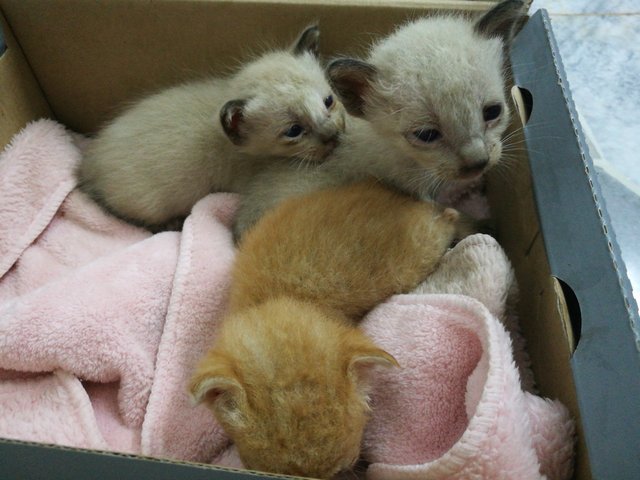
[0,1,638,478]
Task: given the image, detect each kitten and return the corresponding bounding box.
[190,181,474,478]
[233,0,527,238]
[190,297,397,479]
[229,180,473,318]
[77,25,345,229]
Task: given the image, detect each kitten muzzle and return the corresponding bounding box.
[458,158,489,179]
[320,134,340,155]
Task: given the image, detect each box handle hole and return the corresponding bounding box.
[552,277,582,354]
[511,85,533,125]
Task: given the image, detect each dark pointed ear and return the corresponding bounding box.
[291,24,320,57]
[474,0,527,46]
[327,58,378,117]
[220,99,248,146]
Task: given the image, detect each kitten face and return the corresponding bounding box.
[328,0,526,189]
[221,26,346,163]
[367,22,509,183]
[190,298,397,479]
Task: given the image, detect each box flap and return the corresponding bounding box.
[511,10,640,479]
[0,439,295,480]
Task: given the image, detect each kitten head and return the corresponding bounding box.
[220,25,346,164]
[190,298,398,478]
[328,0,526,188]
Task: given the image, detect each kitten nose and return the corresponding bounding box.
[460,157,489,173]
[319,123,340,145]
[317,116,342,140]
[460,158,489,176]
[459,139,489,178]
[321,132,339,145]
[321,135,339,155]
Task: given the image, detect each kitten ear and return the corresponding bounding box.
[348,346,399,394]
[349,348,400,372]
[220,99,248,146]
[291,24,320,57]
[327,58,378,117]
[473,0,527,46]
[189,353,246,427]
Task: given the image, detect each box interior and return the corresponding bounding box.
[0,1,587,478]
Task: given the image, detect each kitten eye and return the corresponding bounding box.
[284,124,305,138]
[412,128,442,144]
[324,95,334,109]
[483,104,502,122]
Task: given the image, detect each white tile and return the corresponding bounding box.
[548,14,640,186]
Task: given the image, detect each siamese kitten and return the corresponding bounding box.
[77,25,345,229]
[190,181,475,478]
[233,0,527,238]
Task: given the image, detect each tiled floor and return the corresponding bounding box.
[530,0,640,312]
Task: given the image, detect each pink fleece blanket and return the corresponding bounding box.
[0,120,574,478]
[0,120,236,462]
[362,235,574,479]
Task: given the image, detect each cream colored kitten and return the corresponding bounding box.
[77,25,345,229]
[233,0,526,238]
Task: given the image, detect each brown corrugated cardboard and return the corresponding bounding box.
[0,14,51,148]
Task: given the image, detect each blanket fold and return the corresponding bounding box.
[0,120,236,459]
[362,294,574,480]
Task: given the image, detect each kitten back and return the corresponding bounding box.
[77,24,345,229]
[230,180,468,317]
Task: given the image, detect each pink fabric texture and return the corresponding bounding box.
[412,234,535,391]
[360,235,575,479]
[0,120,573,478]
[0,120,238,462]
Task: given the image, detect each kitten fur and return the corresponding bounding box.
[77,25,345,229]
[233,0,527,238]
[191,181,475,478]
[230,180,472,318]
[191,298,397,479]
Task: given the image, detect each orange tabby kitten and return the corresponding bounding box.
[229,180,473,317]
[190,180,474,478]
[191,297,397,479]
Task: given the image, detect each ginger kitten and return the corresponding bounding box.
[77,25,345,229]
[191,297,397,479]
[190,181,475,478]
[230,180,473,317]
[233,0,527,238]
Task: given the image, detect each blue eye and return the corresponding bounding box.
[413,128,441,143]
[324,95,334,108]
[284,124,304,138]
